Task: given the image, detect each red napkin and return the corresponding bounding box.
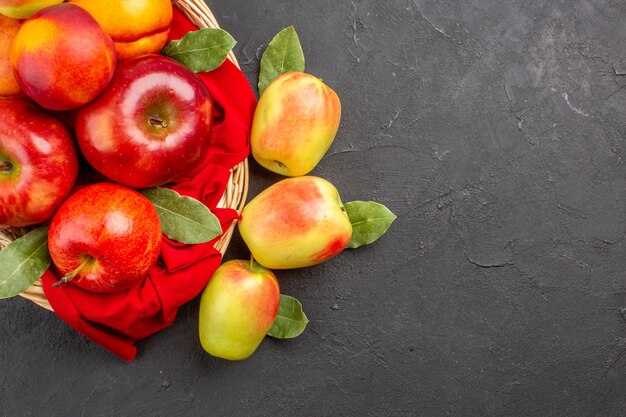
[40,9,256,362]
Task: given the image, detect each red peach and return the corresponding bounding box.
[10,3,116,111]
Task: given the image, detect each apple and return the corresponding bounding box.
[0,0,63,19]
[10,3,116,111]
[48,182,162,293]
[0,99,79,228]
[199,259,280,360]
[75,54,214,188]
[238,176,352,269]
[250,72,341,176]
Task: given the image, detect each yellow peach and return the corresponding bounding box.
[69,0,173,60]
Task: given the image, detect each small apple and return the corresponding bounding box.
[0,99,79,228]
[75,54,214,188]
[250,72,341,176]
[238,176,352,269]
[10,3,116,110]
[199,259,280,360]
[0,0,64,19]
[48,183,162,293]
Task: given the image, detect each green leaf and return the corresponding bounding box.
[0,227,50,299]
[258,26,305,95]
[267,294,309,339]
[345,201,397,249]
[161,28,236,73]
[141,187,222,245]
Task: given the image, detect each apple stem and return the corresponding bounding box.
[249,254,254,271]
[52,256,94,288]
[0,161,12,172]
[149,116,168,128]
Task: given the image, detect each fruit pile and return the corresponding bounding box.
[0,1,218,290]
[0,1,395,361]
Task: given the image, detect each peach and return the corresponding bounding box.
[10,3,116,111]
[69,0,173,60]
[0,15,21,97]
[0,0,63,19]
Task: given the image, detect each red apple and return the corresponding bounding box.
[0,99,78,228]
[199,260,280,360]
[48,182,162,293]
[75,54,214,188]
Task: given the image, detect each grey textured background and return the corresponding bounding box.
[2,0,626,416]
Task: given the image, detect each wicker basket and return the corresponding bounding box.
[0,0,249,312]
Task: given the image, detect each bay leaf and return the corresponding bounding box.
[141,187,222,245]
[162,28,236,73]
[0,227,50,299]
[258,26,305,95]
[267,294,309,339]
[345,201,397,249]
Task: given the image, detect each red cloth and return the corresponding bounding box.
[40,10,256,362]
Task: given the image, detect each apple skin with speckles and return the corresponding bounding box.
[0,99,78,229]
[75,54,213,189]
[48,183,162,293]
[238,176,352,269]
[199,259,280,360]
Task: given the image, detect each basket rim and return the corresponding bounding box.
[5,0,249,311]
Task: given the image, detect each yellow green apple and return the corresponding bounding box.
[0,0,64,19]
[250,72,341,176]
[238,176,352,269]
[199,260,280,360]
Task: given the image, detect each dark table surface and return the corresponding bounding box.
[2,0,626,416]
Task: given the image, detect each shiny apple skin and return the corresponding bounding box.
[0,99,78,228]
[199,260,280,360]
[75,54,214,188]
[48,183,162,293]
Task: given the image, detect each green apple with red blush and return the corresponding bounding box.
[0,0,64,19]
[199,259,280,360]
[250,72,341,177]
[238,176,352,269]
